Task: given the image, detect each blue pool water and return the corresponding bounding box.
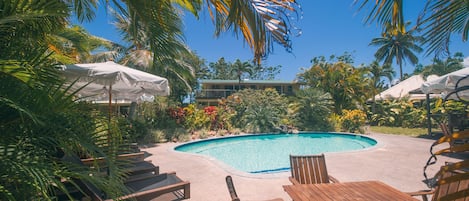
[175,133,377,174]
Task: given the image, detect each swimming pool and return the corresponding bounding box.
[175,133,377,174]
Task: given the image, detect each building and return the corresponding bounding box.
[196,79,300,105]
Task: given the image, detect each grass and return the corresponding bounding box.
[368,126,439,137]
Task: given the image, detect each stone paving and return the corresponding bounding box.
[142,133,467,201]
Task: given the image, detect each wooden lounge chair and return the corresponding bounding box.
[81,152,159,176]
[225,175,283,201]
[408,161,469,201]
[59,154,189,200]
[77,172,190,201]
[289,154,339,185]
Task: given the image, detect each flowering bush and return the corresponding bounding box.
[340,109,367,133]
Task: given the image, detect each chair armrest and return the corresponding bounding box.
[288,177,300,185]
[328,175,340,183]
[406,189,434,201]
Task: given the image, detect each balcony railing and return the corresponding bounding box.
[196,89,236,99]
[196,88,296,99]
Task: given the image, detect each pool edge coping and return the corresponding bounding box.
[169,132,382,179]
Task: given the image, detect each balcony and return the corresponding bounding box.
[196,89,237,99]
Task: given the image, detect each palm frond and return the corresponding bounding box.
[355,0,405,33]
[206,0,301,62]
[418,0,469,57]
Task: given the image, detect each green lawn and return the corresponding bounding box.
[369,126,439,137]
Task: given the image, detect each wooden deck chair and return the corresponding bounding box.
[225,175,283,201]
[58,154,187,201]
[74,172,190,201]
[81,152,159,177]
[289,154,339,185]
[408,162,469,201]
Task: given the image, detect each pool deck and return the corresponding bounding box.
[141,132,468,201]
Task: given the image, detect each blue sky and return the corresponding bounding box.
[80,0,469,81]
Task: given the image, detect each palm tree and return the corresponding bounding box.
[231,59,253,89]
[369,23,423,80]
[108,8,196,103]
[357,0,469,57]
[365,61,395,113]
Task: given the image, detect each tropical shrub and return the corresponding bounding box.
[0,62,126,200]
[289,88,334,131]
[223,88,288,133]
[340,109,367,133]
[183,104,211,131]
[370,99,431,128]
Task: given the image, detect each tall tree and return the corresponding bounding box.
[250,63,281,80]
[365,61,395,113]
[231,59,253,87]
[208,57,232,79]
[111,8,196,103]
[369,23,423,80]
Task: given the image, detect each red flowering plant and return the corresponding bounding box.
[168,107,185,124]
[204,106,218,130]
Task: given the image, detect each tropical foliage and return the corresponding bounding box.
[204,57,281,80]
[414,52,465,78]
[222,88,289,133]
[297,53,369,113]
[340,109,367,133]
[369,99,426,128]
[364,61,395,113]
[357,0,469,58]
[369,22,423,80]
[289,88,334,131]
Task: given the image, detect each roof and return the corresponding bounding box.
[199,79,298,85]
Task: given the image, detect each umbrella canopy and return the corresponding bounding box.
[60,61,170,102]
[374,74,439,101]
[421,67,469,99]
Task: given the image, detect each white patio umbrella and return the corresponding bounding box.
[61,61,169,103]
[60,61,170,123]
[421,67,469,100]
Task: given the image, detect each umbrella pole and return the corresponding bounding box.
[108,84,112,123]
[108,84,112,146]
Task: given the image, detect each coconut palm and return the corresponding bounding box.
[369,23,423,80]
[108,8,196,103]
[357,0,469,57]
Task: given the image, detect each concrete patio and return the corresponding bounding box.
[142,133,466,201]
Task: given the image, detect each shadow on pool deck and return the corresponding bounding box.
[141,132,463,201]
